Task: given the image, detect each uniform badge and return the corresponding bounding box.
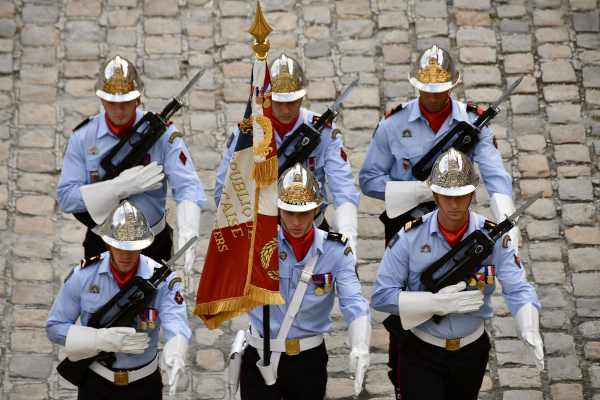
[402,129,412,138]
[502,236,511,248]
[226,132,235,148]
[307,157,317,172]
[421,244,431,253]
[88,146,98,155]
[331,129,341,139]
[493,135,498,149]
[174,291,184,304]
[514,254,522,268]
[91,171,100,182]
[179,151,187,165]
[168,131,183,144]
[340,148,348,162]
[344,247,352,256]
[169,277,182,290]
[138,309,157,330]
[89,284,100,294]
[403,158,410,170]
[279,252,287,260]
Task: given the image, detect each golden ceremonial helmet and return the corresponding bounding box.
[278,163,324,212]
[427,148,480,196]
[408,44,461,93]
[100,200,154,250]
[270,53,310,102]
[95,55,145,102]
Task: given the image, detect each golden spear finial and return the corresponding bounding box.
[248,1,273,61]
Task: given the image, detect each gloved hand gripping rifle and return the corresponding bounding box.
[74,70,204,228]
[383,192,541,336]
[277,78,359,176]
[56,237,197,387]
[411,77,523,181]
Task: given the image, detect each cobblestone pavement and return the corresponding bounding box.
[1,0,599,399]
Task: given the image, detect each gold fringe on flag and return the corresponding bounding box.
[251,156,278,188]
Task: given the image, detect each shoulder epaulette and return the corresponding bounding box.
[466,104,484,116]
[72,117,91,132]
[484,220,497,230]
[384,103,403,119]
[65,254,101,283]
[312,115,332,129]
[326,232,348,245]
[387,232,399,248]
[226,132,235,148]
[404,217,423,233]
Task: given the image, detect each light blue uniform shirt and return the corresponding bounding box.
[46,253,191,369]
[215,108,359,212]
[57,109,206,227]
[359,98,512,201]
[249,226,370,339]
[371,210,540,340]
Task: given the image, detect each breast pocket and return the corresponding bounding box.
[80,293,105,314]
[390,146,425,180]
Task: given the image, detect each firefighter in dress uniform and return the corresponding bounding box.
[46,201,191,399]
[57,55,206,274]
[359,45,520,396]
[239,163,371,399]
[371,149,544,400]
[215,54,360,262]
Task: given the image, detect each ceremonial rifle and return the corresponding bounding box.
[383,192,541,337]
[73,70,204,228]
[277,78,359,176]
[411,77,523,181]
[56,237,197,387]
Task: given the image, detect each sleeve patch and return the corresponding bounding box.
[493,135,498,149]
[326,232,348,245]
[226,132,235,148]
[514,254,522,268]
[174,291,184,304]
[344,246,353,256]
[340,147,348,162]
[168,277,182,290]
[384,103,403,118]
[168,131,183,144]
[179,151,187,165]
[332,128,341,139]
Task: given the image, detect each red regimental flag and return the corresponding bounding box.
[193,56,282,329]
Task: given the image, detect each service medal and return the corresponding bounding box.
[315,287,324,296]
[477,280,485,291]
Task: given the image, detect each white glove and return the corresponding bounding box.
[347,315,371,396]
[332,202,358,263]
[515,303,544,371]
[80,161,164,225]
[385,180,433,219]
[398,281,484,330]
[175,199,201,274]
[65,325,149,362]
[490,192,520,255]
[161,334,189,396]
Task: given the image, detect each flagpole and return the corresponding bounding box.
[248,0,274,367]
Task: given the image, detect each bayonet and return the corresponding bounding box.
[332,77,360,111]
[162,69,205,120]
[161,236,197,271]
[492,77,523,109]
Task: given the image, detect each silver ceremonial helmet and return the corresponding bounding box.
[408,44,461,93]
[95,55,145,102]
[278,163,324,212]
[270,53,310,102]
[427,148,480,196]
[100,200,154,251]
